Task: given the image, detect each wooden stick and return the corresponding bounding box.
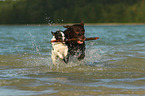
[86,37,99,41]
[51,37,99,42]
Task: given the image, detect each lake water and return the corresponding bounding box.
[0,25,145,95]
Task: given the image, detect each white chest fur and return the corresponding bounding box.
[51,42,68,65]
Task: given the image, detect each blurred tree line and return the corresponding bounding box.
[0,0,145,24]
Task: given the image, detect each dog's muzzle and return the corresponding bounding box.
[77,36,86,44]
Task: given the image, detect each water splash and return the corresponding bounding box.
[45,16,64,26]
[22,46,105,73]
[45,16,56,26]
[27,32,41,56]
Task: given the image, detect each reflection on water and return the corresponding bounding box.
[0,25,145,95]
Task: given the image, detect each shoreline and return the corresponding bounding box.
[0,23,145,26]
[53,23,145,26]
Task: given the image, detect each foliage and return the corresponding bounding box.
[0,0,145,24]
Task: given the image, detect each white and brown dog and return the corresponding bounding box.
[51,30,68,66]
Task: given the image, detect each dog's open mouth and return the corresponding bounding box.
[77,40,84,44]
[77,37,86,44]
[62,41,65,44]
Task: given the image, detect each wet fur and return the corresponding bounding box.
[63,21,86,62]
[51,31,68,66]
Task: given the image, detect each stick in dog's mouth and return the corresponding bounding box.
[51,37,99,43]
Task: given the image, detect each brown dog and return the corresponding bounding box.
[63,21,86,63]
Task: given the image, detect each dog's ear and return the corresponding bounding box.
[63,25,71,28]
[51,31,55,36]
[80,20,84,26]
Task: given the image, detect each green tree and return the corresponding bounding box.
[0,0,144,24]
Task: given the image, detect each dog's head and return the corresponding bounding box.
[51,30,66,43]
[63,21,86,44]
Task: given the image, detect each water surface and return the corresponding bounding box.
[0,25,145,95]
